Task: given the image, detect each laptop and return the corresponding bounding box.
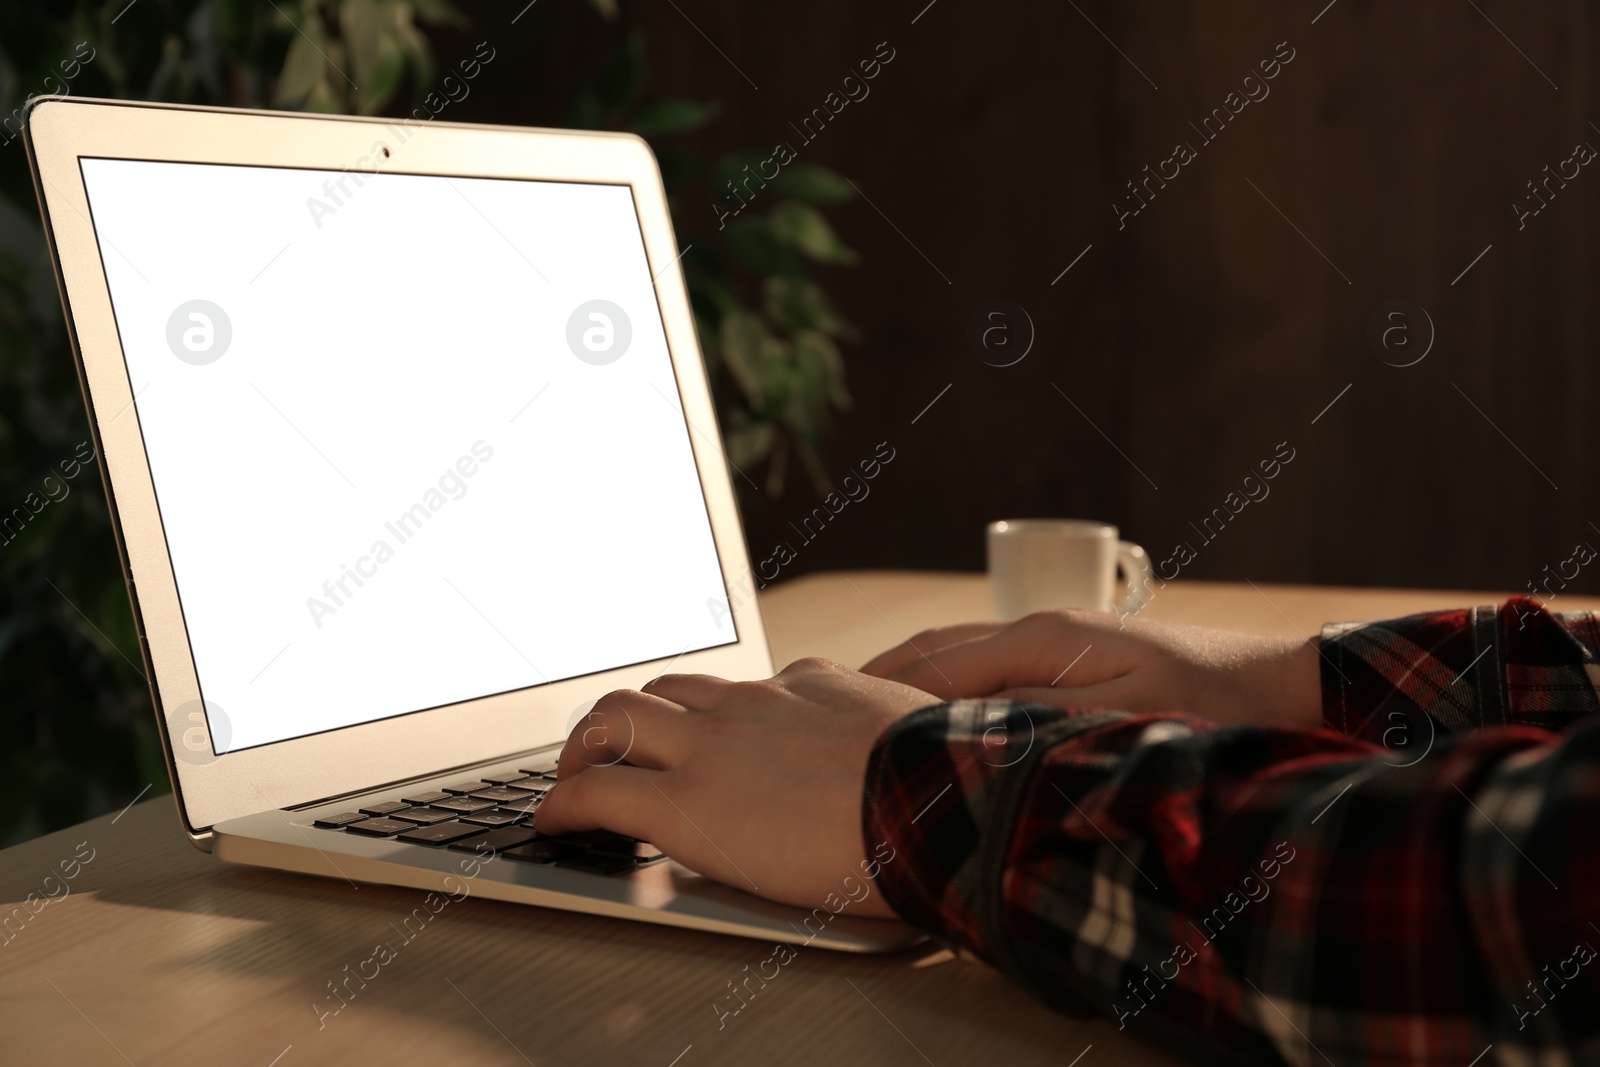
[23,96,918,953]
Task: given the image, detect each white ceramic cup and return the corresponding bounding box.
[986,519,1153,620]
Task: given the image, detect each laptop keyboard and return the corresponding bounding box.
[310,762,664,875]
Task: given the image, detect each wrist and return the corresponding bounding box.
[1270,636,1324,729]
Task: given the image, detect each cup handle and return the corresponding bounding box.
[1114,541,1153,616]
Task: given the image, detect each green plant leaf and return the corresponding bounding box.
[794,328,851,410]
[391,9,435,103]
[713,151,769,194]
[687,271,739,317]
[306,78,342,113]
[718,308,773,410]
[360,35,405,114]
[340,0,383,91]
[725,420,775,470]
[776,164,854,203]
[724,216,804,278]
[761,276,855,340]
[769,201,858,265]
[0,0,875,848]
[409,0,470,28]
[630,98,719,138]
[212,0,258,53]
[273,31,326,105]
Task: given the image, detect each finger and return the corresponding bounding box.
[859,622,1006,678]
[534,764,669,842]
[889,621,1116,700]
[555,689,694,779]
[639,671,735,710]
[778,661,943,709]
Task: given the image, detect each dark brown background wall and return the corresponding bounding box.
[456,0,1600,596]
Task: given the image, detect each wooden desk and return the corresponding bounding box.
[5,573,1585,1067]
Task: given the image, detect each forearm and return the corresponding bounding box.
[864,699,1600,1066]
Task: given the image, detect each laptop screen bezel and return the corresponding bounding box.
[25,97,774,838]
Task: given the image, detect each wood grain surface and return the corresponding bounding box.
[5,572,1583,1067]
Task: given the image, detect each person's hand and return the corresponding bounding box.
[533,659,941,917]
[860,610,1323,729]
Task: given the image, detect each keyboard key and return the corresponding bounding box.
[430,795,496,813]
[442,780,490,795]
[497,796,543,814]
[565,830,638,849]
[400,790,452,805]
[555,852,636,875]
[481,772,532,785]
[345,818,414,836]
[313,812,368,828]
[468,786,531,803]
[518,766,558,779]
[393,808,457,825]
[584,837,666,863]
[358,800,410,816]
[460,810,525,828]
[449,826,540,855]
[502,839,582,864]
[397,822,487,846]
[508,779,554,794]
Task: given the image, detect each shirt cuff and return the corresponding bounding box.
[860,702,997,954]
[1319,595,1600,742]
[859,699,1123,958]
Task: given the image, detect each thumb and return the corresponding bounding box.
[532,764,666,842]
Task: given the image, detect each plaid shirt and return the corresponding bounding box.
[862,596,1600,1067]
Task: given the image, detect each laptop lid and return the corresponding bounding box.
[24,97,772,838]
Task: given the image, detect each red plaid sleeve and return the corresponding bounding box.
[862,600,1600,1067]
[1319,595,1600,743]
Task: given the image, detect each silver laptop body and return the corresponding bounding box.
[24,96,918,953]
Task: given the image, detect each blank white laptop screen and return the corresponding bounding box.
[77,158,735,754]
